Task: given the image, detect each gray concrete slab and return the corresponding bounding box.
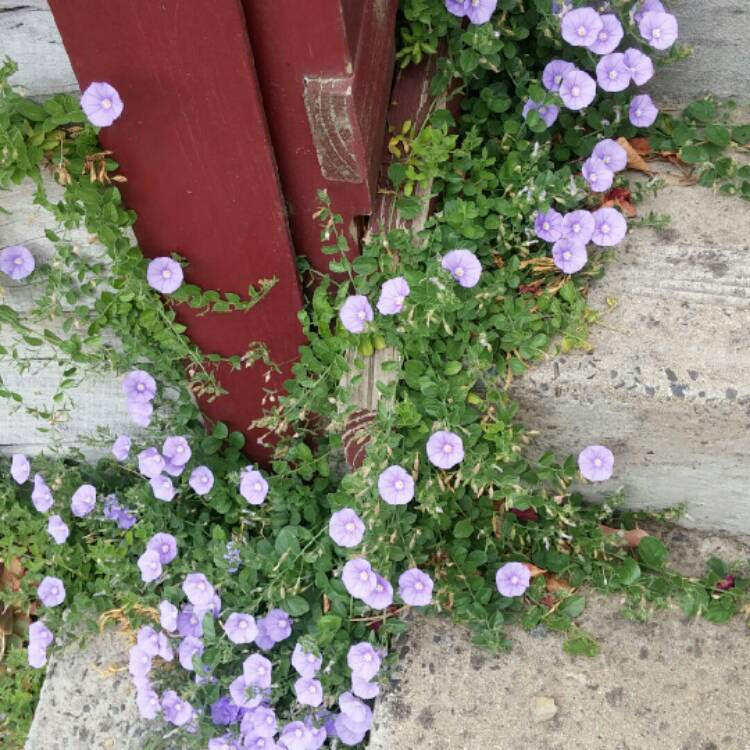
[369,528,750,750]
[511,181,750,536]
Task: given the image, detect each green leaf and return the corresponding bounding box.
[683,99,716,122]
[680,144,708,164]
[704,124,730,148]
[212,421,229,439]
[617,558,641,586]
[453,519,474,539]
[275,527,300,556]
[558,594,586,619]
[283,595,310,616]
[396,196,423,219]
[637,536,668,569]
[563,633,599,657]
[444,360,462,376]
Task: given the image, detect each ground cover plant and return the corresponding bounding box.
[1,1,749,748]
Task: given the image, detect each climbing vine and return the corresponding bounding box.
[1,1,749,749]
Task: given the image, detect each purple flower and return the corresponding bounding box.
[111,435,131,461]
[224,612,258,644]
[633,0,665,23]
[591,207,627,246]
[559,69,597,110]
[243,653,273,689]
[593,139,627,172]
[351,674,380,700]
[208,738,236,750]
[80,82,123,127]
[561,7,603,47]
[122,370,156,403]
[335,692,373,745]
[160,601,178,632]
[157,632,173,661]
[340,691,372,724]
[183,573,215,608]
[137,447,164,479]
[240,468,269,505]
[179,635,204,671]
[161,690,194,727]
[163,436,191,466]
[444,0,498,25]
[596,53,631,93]
[542,59,576,92]
[28,643,48,669]
[0,245,35,280]
[629,94,659,127]
[224,540,241,572]
[229,674,264,709]
[37,576,65,607]
[10,454,30,484]
[279,722,313,750]
[581,156,614,192]
[622,48,654,85]
[342,559,377,599]
[295,677,323,707]
[29,621,54,649]
[210,695,242,726]
[426,430,464,469]
[362,574,394,610]
[128,645,152,678]
[495,561,531,596]
[189,465,214,495]
[147,257,183,294]
[587,13,623,55]
[398,568,434,606]
[377,465,414,505]
[177,604,203,637]
[147,532,178,564]
[246,735,280,750]
[136,685,161,720]
[376,277,410,315]
[329,508,365,548]
[522,100,559,128]
[162,458,184,477]
[552,239,588,274]
[116,507,137,530]
[441,249,482,288]
[263,608,292,643]
[254,617,275,651]
[136,626,161,657]
[31,474,53,513]
[127,399,153,428]
[339,295,373,334]
[138,550,162,582]
[242,705,278,737]
[70,483,96,517]
[150,475,176,502]
[47,515,69,544]
[578,444,614,481]
[292,643,322,678]
[561,210,595,244]
[639,11,678,50]
[534,209,564,243]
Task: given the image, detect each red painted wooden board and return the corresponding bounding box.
[48,0,306,461]
[242,0,398,277]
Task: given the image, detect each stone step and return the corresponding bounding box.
[369,527,750,750]
[511,181,750,536]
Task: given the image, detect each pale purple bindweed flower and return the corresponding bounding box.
[351,674,380,700]
[639,11,678,50]
[629,94,659,127]
[444,0,498,25]
[441,249,482,288]
[47,515,69,544]
[137,626,161,657]
[591,207,627,246]
[559,69,596,110]
[112,435,131,461]
[593,139,627,172]
[339,295,373,334]
[244,654,273,689]
[377,465,414,505]
[596,53,631,93]
[426,430,464,469]
[342,558,377,599]
[162,458,184,477]
[147,257,183,294]
[399,568,434,606]
[103,495,137,529]
[31,474,53,513]
[633,0,665,23]
[535,209,564,243]
[179,636,204,671]
[161,690,195,727]
[362,574,394,610]
[28,621,54,668]
[129,645,152,678]
[150,475,176,502]
[292,643,322,678]
[241,704,277,736]
[229,674,264,710]
[561,7,603,47]
[225,612,258,644]
[622,48,654,85]
[10,453,30,484]
[163,436,191,466]
[183,573,215,609]
[122,370,156,403]
[211,695,242,726]
[552,239,588,274]
[178,605,203,637]
[376,277,410,315]
[138,447,165,479]
[496,561,531,596]
[136,687,161,720]
[240,468,269,505]
[0,245,35,280]
[70,483,96,517]
[347,642,382,680]
[587,13,623,55]
[160,601,178,632]
[522,100,559,128]
[581,156,614,192]
[138,550,163,583]
[578,444,614,481]
[542,60,576,92]
[80,82,124,127]
[254,617,275,651]
[37,576,65,607]
[189,465,215,495]
[294,677,324,707]
[280,721,313,750]
[262,608,293,643]
[329,508,365,548]
[147,532,178,564]
[561,210,595,244]
[127,399,153,428]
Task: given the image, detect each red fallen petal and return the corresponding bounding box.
[716,574,736,591]
[510,507,540,523]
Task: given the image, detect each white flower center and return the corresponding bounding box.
[571,86,580,97]
[308,686,316,693]
[258,667,266,675]
[573,224,581,233]
[360,571,369,581]
[443,444,452,453]
[636,109,643,117]
[599,31,607,41]
[415,582,424,591]
[151,562,158,570]
[162,269,172,279]
[594,457,603,467]
[455,266,464,277]
[201,475,208,483]
[198,582,205,590]
[177,445,184,453]
[609,70,618,80]
[364,653,372,662]
[14,257,22,265]
[395,295,405,305]
[602,224,610,234]
[376,583,384,592]
[395,480,404,490]
[563,251,572,261]
[137,383,145,391]
[253,482,262,492]
[653,28,661,38]
[240,620,248,628]
[511,575,519,584]
[554,75,562,84]
[102,98,112,110]
[577,25,587,37]
[603,156,610,164]
[191,617,197,624]
[542,221,550,230]
[345,522,355,531]
[357,311,366,320]
[52,587,58,595]
[162,544,169,553]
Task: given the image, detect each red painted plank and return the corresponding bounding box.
[48,0,306,461]
[242,0,398,276]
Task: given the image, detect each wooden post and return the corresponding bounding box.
[47,0,307,461]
